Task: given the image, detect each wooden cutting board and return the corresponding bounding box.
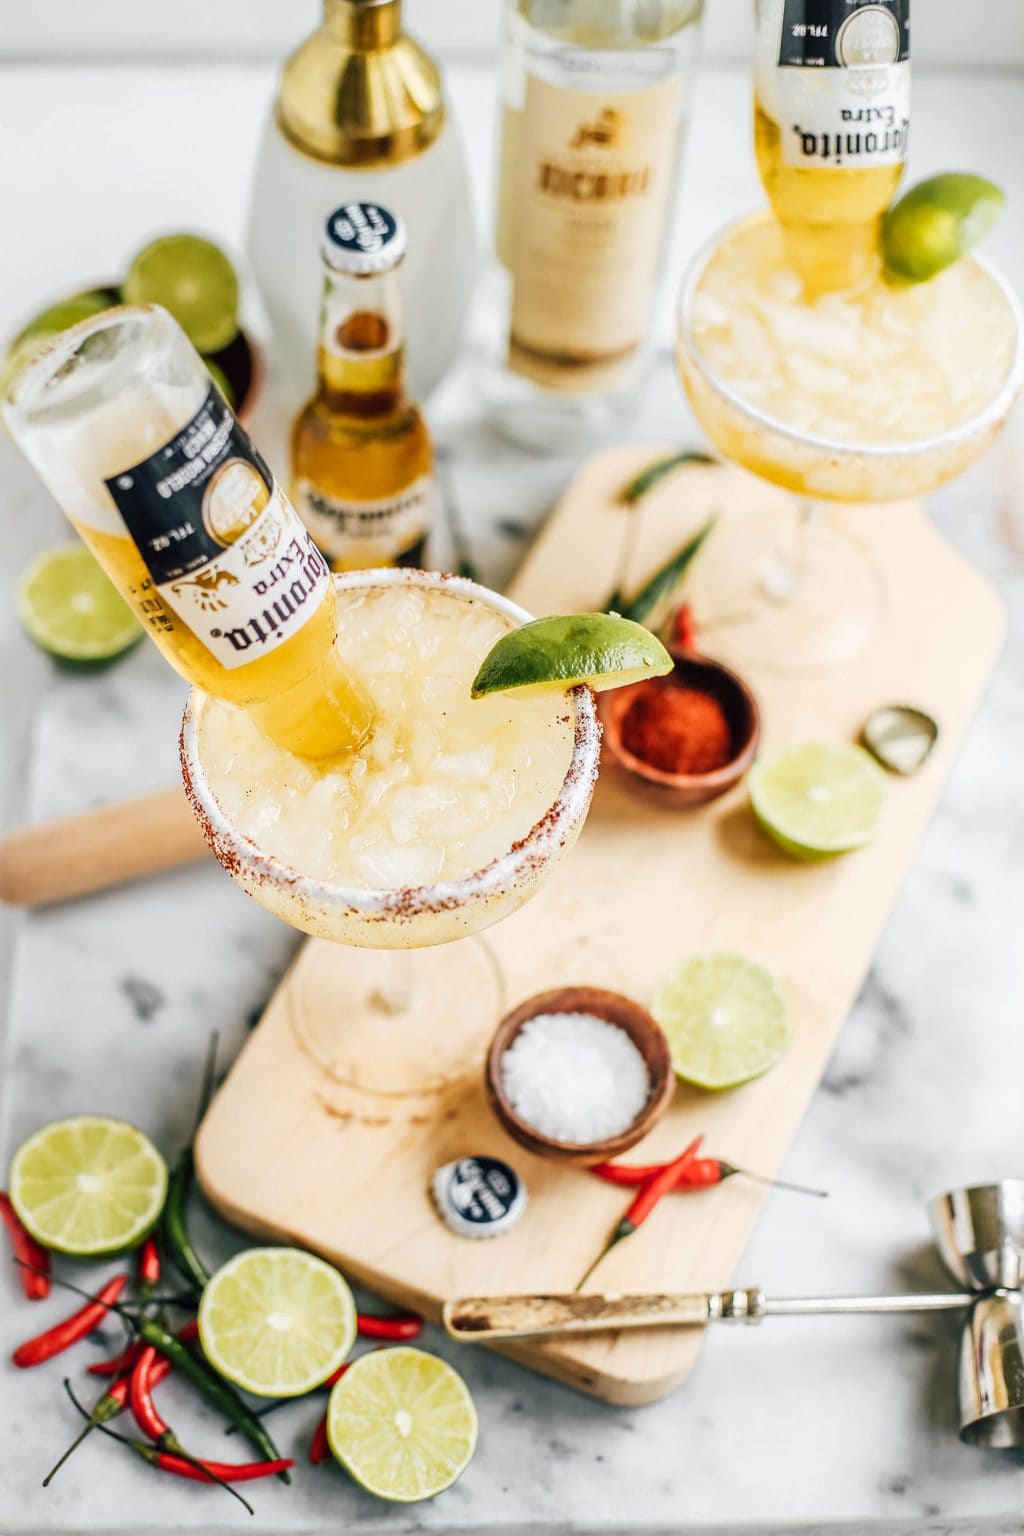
[196,449,1005,1404]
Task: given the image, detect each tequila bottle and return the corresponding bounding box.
[4,306,373,759]
[483,0,704,452]
[291,203,434,571]
[753,0,910,290]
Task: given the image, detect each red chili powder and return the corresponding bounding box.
[620,680,733,776]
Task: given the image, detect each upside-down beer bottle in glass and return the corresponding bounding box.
[753,0,910,291]
[4,305,374,759]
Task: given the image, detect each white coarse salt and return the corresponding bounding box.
[500,1011,651,1144]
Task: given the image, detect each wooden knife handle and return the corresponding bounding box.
[443,1292,711,1342]
[0,786,209,908]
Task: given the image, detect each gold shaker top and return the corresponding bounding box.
[276,0,446,168]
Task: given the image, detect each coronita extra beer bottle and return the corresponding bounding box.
[4,305,373,758]
[753,0,910,290]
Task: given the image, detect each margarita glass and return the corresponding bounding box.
[676,212,1024,672]
[181,567,601,1094]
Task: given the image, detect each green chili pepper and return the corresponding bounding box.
[162,1151,211,1294]
[619,515,718,632]
[618,449,715,505]
[137,1318,290,1482]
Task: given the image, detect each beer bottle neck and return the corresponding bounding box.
[316,267,407,417]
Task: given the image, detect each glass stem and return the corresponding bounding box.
[370,951,416,1016]
[759,498,825,604]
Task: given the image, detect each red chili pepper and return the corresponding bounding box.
[357,1310,423,1342]
[671,602,699,652]
[12,1273,128,1368]
[153,1449,295,1484]
[136,1235,162,1294]
[323,1360,352,1390]
[88,1340,144,1378]
[309,1412,331,1465]
[577,1136,704,1289]
[0,1191,51,1300]
[42,1375,133,1487]
[590,1156,826,1198]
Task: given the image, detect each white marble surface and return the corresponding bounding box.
[1,56,1024,1536]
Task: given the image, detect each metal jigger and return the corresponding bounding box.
[929,1181,1024,1446]
[445,1179,1024,1448]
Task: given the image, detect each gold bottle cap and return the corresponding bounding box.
[276,0,445,169]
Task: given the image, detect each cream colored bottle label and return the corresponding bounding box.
[498,73,682,394]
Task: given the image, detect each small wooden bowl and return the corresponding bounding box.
[598,650,761,808]
[485,986,674,1165]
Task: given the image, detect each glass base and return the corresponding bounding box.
[289,934,505,1098]
[687,501,884,674]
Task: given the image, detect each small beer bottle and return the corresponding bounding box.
[291,203,434,571]
[753,0,910,290]
[4,305,373,759]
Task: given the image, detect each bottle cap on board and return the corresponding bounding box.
[431,1156,527,1239]
[322,202,407,275]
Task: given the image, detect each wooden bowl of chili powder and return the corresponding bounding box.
[597,650,760,807]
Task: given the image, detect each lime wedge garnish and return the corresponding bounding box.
[882,174,1004,283]
[471,612,673,698]
[327,1346,478,1502]
[16,543,143,666]
[123,234,240,353]
[9,1116,168,1256]
[15,291,114,347]
[198,1246,357,1398]
[652,953,791,1090]
[749,741,887,860]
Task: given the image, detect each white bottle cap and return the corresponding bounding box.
[431,1156,527,1239]
[321,202,407,276]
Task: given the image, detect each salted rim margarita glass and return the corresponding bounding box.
[180,567,602,952]
[675,212,1024,672]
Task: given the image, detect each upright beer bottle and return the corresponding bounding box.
[4,305,373,758]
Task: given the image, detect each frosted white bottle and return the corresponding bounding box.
[246,0,477,418]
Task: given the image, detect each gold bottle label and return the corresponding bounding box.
[498,72,682,394]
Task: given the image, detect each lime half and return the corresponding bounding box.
[472,612,672,698]
[9,1116,168,1256]
[327,1346,478,1503]
[17,543,143,666]
[123,234,240,353]
[882,174,1004,283]
[652,953,791,1090]
[749,741,887,860]
[198,1246,357,1398]
[15,291,114,347]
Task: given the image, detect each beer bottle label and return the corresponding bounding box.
[758,0,910,169]
[105,388,330,669]
[294,473,434,566]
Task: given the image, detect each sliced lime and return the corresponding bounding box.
[15,291,113,347]
[9,1116,168,1256]
[882,173,1004,283]
[652,952,791,1090]
[2,330,56,406]
[123,234,240,353]
[327,1346,478,1503]
[204,357,234,407]
[749,741,887,860]
[471,612,672,698]
[198,1246,357,1398]
[16,543,143,666]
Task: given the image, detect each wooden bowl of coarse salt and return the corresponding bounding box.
[485,987,674,1165]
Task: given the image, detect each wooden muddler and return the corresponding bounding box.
[0,786,209,908]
